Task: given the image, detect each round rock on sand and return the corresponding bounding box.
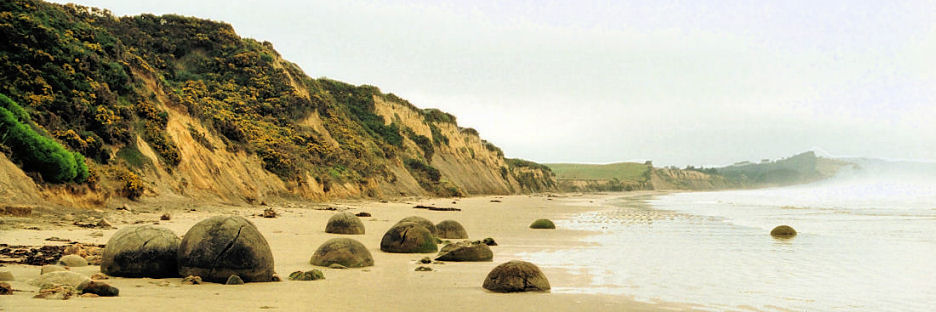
[435,241,492,262]
[177,216,275,283]
[482,260,550,292]
[101,225,181,278]
[435,220,468,239]
[380,222,438,253]
[770,225,797,238]
[29,271,90,289]
[395,216,437,235]
[325,212,365,235]
[529,219,556,229]
[57,255,88,267]
[310,238,374,268]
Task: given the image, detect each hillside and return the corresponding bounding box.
[0,0,555,208]
[549,152,849,192]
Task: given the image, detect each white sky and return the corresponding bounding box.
[53,0,936,166]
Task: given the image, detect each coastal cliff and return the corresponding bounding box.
[0,0,555,208]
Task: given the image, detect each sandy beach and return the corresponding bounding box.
[0,191,690,312]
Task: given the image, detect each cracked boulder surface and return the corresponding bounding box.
[435,220,468,239]
[101,225,181,278]
[310,238,374,268]
[435,240,492,262]
[394,216,438,235]
[177,216,274,283]
[380,222,437,253]
[325,212,365,235]
[482,260,550,293]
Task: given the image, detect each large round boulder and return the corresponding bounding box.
[396,216,437,235]
[770,225,797,238]
[325,212,365,235]
[482,260,550,292]
[177,216,274,283]
[101,225,181,278]
[435,241,492,262]
[435,220,468,239]
[310,238,374,268]
[529,219,556,229]
[380,222,437,253]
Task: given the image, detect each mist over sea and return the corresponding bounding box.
[523,160,936,311]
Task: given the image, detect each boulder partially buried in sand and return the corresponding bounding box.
[529,219,556,229]
[310,238,374,268]
[380,222,438,253]
[770,225,797,238]
[482,260,550,292]
[57,255,87,267]
[396,216,437,235]
[177,216,275,283]
[325,212,365,235]
[435,220,468,239]
[101,225,181,278]
[435,241,493,262]
[29,271,90,289]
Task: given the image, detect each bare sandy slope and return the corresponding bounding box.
[1,192,690,311]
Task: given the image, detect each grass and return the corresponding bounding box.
[546,162,650,181]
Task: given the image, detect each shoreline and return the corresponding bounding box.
[1,192,694,311]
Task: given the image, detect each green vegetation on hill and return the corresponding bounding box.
[547,162,650,181]
[0,94,88,183]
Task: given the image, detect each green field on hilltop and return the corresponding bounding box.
[546,162,650,181]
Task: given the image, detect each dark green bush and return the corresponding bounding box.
[0,95,88,183]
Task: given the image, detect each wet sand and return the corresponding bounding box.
[1,192,691,311]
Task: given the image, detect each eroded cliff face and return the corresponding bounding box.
[0,0,555,208]
[648,168,731,190]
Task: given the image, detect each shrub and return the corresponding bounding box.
[0,95,88,183]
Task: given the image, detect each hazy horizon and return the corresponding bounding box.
[51,0,936,167]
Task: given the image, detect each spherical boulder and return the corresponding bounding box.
[770,225,797,238]
[29,271,89,289]
[310,238,374,268]
[482,260,550,292]
[435,241,493,262]
[529,219,556,229]
[177,216,274,283]
[101,225,181,278]
[57,255,88,267]
[435,220,468,239]
[380,222,437,253]
[396,216,437,235]
[325,212,365,235]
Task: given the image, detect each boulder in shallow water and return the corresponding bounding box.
[177,216,275,283]
[482,260,550,292]
[380,222,437,253]
[309,238,374,268]
[435,241,493,262]
[529,219,555,229]
[435,220,468,239]
[770,225,797,238]
[395,216,437,235]
[101,225,181,278]
[57,255,87,267]
[325,212,365,235]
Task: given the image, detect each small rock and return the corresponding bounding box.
[0,271,14,281]
[225,275,244,285]
[85,255,102,265]
[419,257,432,264]
[288,270,325,281]
[482,237,498,246]
[355,212,371,217]
[160,213,171,221]
[57,255,88,267]
[0,282,11,295]
[262,208,277,218]
[34,284,77,300]
[90,273,108,280]
[89,231,103,237]
[78,280,119,296]
[117,204,130,211]
[41,265,68,275]
[63,214,76,221]
[271,273,281,282]
[181,275,202,285]
[97,218,114,229]
[415,266,432,272]
[45,236,70,242]
[80,293,99,298]
[328,263,347,270]
[490,200,502,203]
[435,240,493,262]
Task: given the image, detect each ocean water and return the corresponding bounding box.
[522,162,936,311]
